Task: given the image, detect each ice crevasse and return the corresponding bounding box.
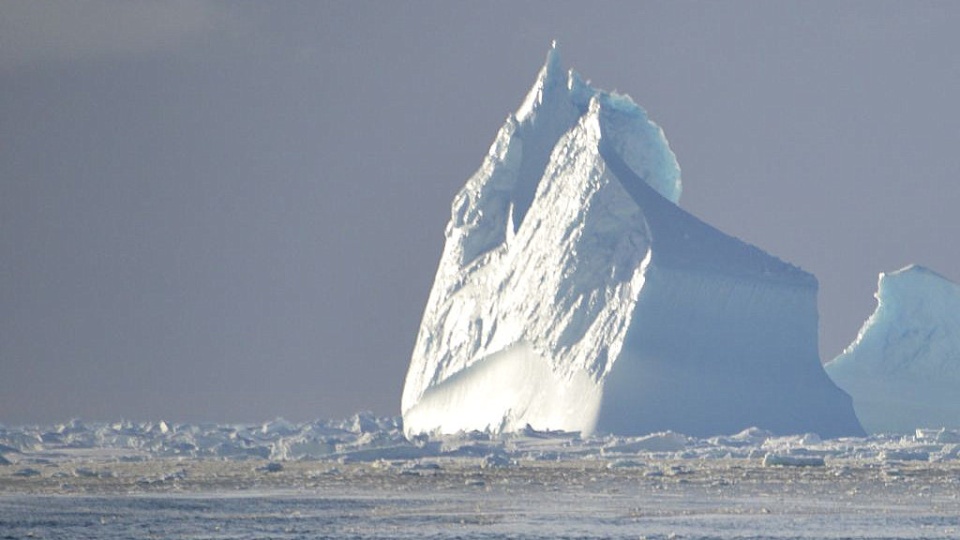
[402,44,864,439]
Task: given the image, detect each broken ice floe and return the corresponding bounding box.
[1,415,959,469]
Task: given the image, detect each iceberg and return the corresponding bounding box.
[826,265,960,434]
[402,44,863,439]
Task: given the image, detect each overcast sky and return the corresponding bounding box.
[2,2,958,424]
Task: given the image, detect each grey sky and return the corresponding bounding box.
[2,2,958,424]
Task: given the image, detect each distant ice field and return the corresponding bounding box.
[2,415,960,539]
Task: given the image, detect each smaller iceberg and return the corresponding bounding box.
[826,265,960,434]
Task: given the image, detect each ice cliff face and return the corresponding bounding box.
[826,265,960,434]
[402,45,863,439]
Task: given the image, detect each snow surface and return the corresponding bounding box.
[5,461,960,539]
[2,416,960,539]
[403,45,862,438]
[5,471,960,540]
[827,265,960,434]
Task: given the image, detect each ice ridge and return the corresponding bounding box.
[0,416,957,467]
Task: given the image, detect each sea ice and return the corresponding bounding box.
[402,44,862,438]
[0,414,958,469]
[826,265,960,433]
[761,453,825,467]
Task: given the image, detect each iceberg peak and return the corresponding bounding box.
[515,42,568,122]
[879,264,957,296]
[868,265,960,342]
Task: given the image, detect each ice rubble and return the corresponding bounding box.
[0,416,957,468]
[826,265,960,434]
[402,44,862,438]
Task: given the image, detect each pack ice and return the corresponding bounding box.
[827,265,960,434]
[402,45,863,439]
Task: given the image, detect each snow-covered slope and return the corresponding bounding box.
[402,45,863,439]
[826,265,960,434]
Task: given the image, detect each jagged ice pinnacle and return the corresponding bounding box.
[402,45,863,438]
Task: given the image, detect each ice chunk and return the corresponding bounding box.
[260,418,297,436]
[916,428,960,444]
[603,432,689,453]
[402,46,863,439]
[878,449,929,462]
[826,265,960,434]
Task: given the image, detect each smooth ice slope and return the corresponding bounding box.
[402,45,863,439]
[827,265,960,434]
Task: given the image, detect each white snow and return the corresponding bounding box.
[402,45,862,438]
[826,265,960,434]
[5,424,960,540]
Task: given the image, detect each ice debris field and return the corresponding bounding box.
[3,416,960,539]
[3,414,960,472]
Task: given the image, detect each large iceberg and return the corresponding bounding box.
[826,265,960,434]
[402,45,863,439]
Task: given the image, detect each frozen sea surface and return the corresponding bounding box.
[2,416,960,539]
[3,459,960,539]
